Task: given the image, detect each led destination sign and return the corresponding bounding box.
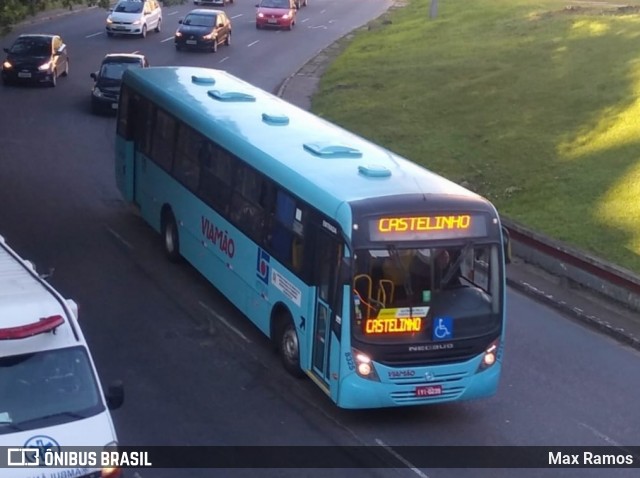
[369,214,487,242]
[364,307,428,335]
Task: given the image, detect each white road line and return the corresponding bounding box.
[161,36,175,43]
[320,8,326,13]
[219,56,229,63]
[374,439,430,478]
[106,227,133,250]
[231,13,244,18]
[167,11,178,15]
[86,32,103,38]
[247,40,260,47]
[301,17,310,22]
[199,301,251,343]
[308,25,327,29]
[132,50,141,54]
[577,422,623,447]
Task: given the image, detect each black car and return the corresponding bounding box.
[2,34,69,87]
[90,53,149,114]
[175,9,232,53]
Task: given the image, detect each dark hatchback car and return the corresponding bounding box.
[1,34,69,87]
[175,9,231,53]
[90,53,148,114]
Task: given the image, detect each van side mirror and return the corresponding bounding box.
[106,380,124,410]
[502,226,512,264]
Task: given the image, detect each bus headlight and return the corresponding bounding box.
[352,348,380,381]
[477,338,500,372]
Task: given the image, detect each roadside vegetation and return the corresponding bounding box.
[312,0,640,274]
[0,0,185,33]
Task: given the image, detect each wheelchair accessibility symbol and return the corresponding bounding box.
[432,317,453,341]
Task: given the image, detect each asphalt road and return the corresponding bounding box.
[0,2,639,477]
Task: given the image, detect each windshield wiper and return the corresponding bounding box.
[15,411,88,427]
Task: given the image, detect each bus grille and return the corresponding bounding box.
[386,370,469,385]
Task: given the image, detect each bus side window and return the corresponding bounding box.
[116,86,131,139]
[230,165,264,240]
[150,108,177,171]
[173,124,201,192]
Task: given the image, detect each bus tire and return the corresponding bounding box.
[279,318,304,378]
[162,210,181,263]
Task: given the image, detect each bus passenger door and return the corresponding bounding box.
[311,231,343,391]
[115,89,136,202]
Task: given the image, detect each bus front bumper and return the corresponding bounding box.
[336,359,502,409]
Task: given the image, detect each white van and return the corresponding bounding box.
[0,235,124,478]
[106,0,163,38]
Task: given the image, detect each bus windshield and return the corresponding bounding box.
[352,243,502,343]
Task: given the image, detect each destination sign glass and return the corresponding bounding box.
[369,214,488,242]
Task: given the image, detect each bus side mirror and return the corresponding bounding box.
[502,226,512,264]
[339,257,352,284]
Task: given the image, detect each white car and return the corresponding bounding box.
[106,0,162,38]
[0,235,124,477]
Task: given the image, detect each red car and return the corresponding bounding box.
[255,0,297,30]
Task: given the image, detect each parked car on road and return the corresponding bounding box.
[175,9,232,53]
[1,34,69,87]
[106,0,162,38]
[90,53,149,114]
[255,0,297,30]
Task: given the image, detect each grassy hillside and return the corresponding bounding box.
[312,0,640,274]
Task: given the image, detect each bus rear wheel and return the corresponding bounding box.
[279,319,304,378]
[162,210,180,262]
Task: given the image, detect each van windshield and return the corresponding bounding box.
[0,346,104,435]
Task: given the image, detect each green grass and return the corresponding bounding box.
[312,0,640,274]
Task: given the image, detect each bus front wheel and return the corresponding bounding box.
[162,211,181,263]
[279,319,304,378]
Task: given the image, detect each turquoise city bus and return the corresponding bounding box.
[114,66,510,409]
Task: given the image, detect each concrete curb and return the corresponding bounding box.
[507,277,640,351]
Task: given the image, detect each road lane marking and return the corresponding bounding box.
[301,17,310,22]
[167,11,178,15]
[247,40,260,47]
[199,301,251,343]
[231,13,244,18]
[577,422,622,446]
[320,8,326,13]
[374,439,430,478]
[106,227,133,250]
[86,32,103,38]
[308,25,327,29]
[161,36,175,43]
[219,56,229,63]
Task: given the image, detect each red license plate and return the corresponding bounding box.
[415,385,442,397]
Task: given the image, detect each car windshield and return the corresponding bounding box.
[0,346,104,435]
[10,38,51,56]
[100,61,142,81]
[114,1,143,13]
[260,0,290,8]
[183,14,216,27]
